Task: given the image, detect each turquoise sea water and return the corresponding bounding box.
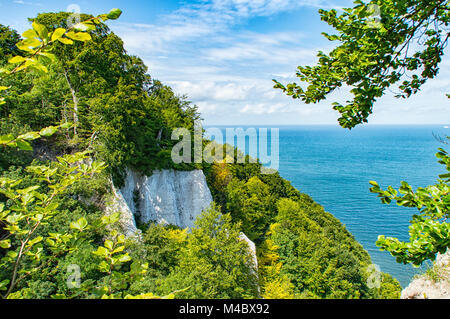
[208,124,449,287]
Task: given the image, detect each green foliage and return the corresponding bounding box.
[0,9,168,300]
[271,0,449,288]
[2,12,112,77]
[367,272,402,299]
[0,149,106,298]
[268,196,401,299]
[257,225,295,299]
[205,159,400,298]
[370,146,450,266]
[0,9,204,300]
[423,256,450,283]
[0,13,201,186]
[268,198,364,298]
[274,0,450,128]
[157,205,260,299]
[86,219,148,299]
[0,6,406,300]
[126,224,187,295]
[0,122,72,151]
[225,176,275,242]
[0,25,21,64]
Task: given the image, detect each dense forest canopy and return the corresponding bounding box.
[0,8,403,299]
[1,12,201,185]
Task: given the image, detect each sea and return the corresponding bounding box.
[206,124,450,288]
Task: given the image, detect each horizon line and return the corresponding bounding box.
[202,123,450,127]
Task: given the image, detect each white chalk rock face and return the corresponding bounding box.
[138,169,214,228]
[114,168,213,231]
[107,168,259,286]
[401,249,450,299]
[106,186,140,238]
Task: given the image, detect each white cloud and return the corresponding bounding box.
[203,35,319,65]
[241,103,288,114]
[12,0,42,6]
[167,80,253,101]
[111,0,450,125]
[113,0,340,54]
[114,22,212,54]
[207,0,342,17]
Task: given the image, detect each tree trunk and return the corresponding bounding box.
[63,69,79,136]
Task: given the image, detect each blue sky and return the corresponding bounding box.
[1,0,449,126]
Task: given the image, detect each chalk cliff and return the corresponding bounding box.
[107,169,213,235]
[401,250,450,299]
[107,169,258,272]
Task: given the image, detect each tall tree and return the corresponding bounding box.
[0,25,21,63]
[274,0,449,129]
[158,205,260,299]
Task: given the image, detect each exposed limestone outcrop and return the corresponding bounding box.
[106,169,258,271]
[401,250,450,299]
[239,232,259,274]
[105,185,141,238]
[118,169,213,229]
